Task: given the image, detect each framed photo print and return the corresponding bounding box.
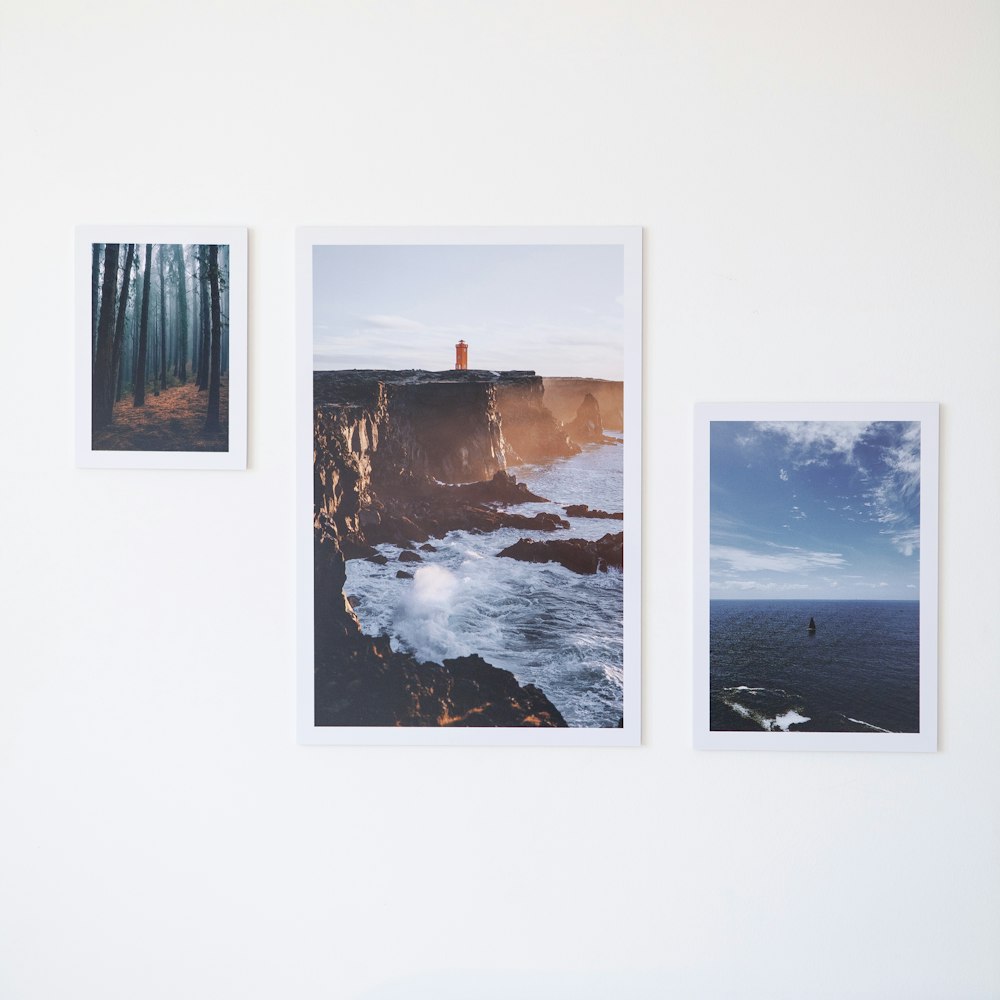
[694,403,938,752]
[76,226,247,469]
[298,226,642,745]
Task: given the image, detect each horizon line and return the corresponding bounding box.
[313,365,624,381]
[710,596,919,602]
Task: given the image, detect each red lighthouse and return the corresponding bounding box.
[455,339,468,370]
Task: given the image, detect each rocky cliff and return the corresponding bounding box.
[312,369,569,728]
[315,369,509,484]
[564,392,605,445]
[542,377,624,432]
[493,378,579,465]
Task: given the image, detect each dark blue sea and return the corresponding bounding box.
[710,600,919,733]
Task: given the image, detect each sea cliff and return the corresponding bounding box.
[312,369,573,728]
[542,377,624,432]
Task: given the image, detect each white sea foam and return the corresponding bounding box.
[846,716,893,733]
[345,438,625,727]
[771,710,810,732]
[722,691,809,732]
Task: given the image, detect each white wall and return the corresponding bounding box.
[2,2,998,997]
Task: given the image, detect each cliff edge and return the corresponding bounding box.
[312,369,570,728]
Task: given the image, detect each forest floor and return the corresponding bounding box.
[93,378,229,452]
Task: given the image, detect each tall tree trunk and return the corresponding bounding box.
[192,262,199,369]
[157,246,167,394]
[92,243,120,432]
[106,243,135,425]
[197,245,210,391]
[220,244,229,376]
[116,335,126,401]
[133,244,152,407]
[130,267,144,394]
[152,314,159,396]
[174,244,189,383]
[91,244,102,363]
[205,244,222,432]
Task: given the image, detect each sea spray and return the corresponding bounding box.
[346,437,625,727]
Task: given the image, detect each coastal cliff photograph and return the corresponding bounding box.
[694,404,938,751]
[299,229,641,744]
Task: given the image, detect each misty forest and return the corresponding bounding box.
[90,243,230,452]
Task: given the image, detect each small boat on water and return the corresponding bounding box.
[807,616,816,633]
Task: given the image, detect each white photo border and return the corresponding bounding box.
[76,225,248,470]
[693,402,939,752]
[297,226,642,746]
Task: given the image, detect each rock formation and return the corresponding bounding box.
[312,369,570,728]
[564,504,624,520]
[494,377,579,465]
[497,532,624,575]
[542,377,624,432]
[564,392,605,445]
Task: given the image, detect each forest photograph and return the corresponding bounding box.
[88,240,231,453]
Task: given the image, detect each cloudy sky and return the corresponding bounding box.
[312,243,624,378]
[710,421,921,600]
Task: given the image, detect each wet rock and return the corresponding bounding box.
[396,570,413,580]
[342,539,382,560]
[497,532,624,575]
[564,504,624,520]
[451,470,547,505]
[399,550,423,563]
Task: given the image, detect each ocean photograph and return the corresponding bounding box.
[707,417,926,736]
[304,232,640,739]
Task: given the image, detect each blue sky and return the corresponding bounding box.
[710,421,921,600]
[312,243,624,378]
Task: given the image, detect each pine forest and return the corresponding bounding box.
[90,242,230,452]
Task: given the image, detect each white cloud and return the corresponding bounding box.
[757,421,871,461]
[710,579,810,592]
[885,527,920,557]
[363,314,427,332]
[711,544,846,574]
[866,423,921,554]
[779,468,789,481]
[883,423,921,497]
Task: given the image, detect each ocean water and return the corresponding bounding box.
[345,435,625,727]
[710,599,920,733]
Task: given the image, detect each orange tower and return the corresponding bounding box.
[455,339,469,370]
